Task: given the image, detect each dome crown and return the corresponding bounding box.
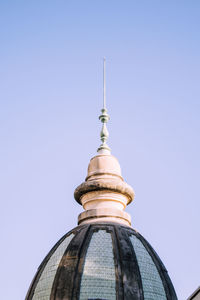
[74,152,134,226]
[86,153,122,180]
[74,59,135,226]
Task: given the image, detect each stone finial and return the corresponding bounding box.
[74,59,135,226]
[74,153,135,226]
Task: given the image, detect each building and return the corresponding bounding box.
[188,287,200,300]
[26,61,177,299]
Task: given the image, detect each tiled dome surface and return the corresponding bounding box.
[26,223,177,300]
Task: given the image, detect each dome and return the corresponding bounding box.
[26,223,177,300]
[26,61,177,299]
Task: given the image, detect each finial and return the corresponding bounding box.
[97,58,111,154]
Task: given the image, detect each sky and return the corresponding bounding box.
[0,1,200,299]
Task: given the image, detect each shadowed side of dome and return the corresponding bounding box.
[26,223,177,300]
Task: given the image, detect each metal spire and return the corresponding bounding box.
[103,57,106,109]
[97,58,111,154]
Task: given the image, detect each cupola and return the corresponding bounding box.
[26,59,177,300]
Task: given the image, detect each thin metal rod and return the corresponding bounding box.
[103,57,106,109]
[97,57,110,153]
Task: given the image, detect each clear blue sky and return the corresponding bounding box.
[1,1,200,299]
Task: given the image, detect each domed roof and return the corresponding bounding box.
[26,61,177,299]
[26,223,177,300]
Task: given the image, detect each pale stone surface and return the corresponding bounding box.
[86,154,122,180]
[188,288,200,300]
[74,153,135,226]
[78,207,131,226]
[78,215,131,226]
[81,190,128,210]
